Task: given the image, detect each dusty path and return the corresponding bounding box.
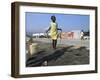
[26,40,89,67]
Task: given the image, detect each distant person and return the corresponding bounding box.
[80,30,84,40]
[80,30,84,47]
[46,15,62,49]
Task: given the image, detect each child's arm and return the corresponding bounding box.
[57,28,62,32]
[46,27,51,33]
[57,24,62,32]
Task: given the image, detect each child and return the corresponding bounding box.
[46,15,62,49]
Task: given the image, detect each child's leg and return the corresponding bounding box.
[52,39,55,49]
[52,39,57,49]
[54,40,57,49]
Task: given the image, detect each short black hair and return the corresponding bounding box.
[51,15,56,22]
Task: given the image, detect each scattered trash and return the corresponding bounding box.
[42,61,48,66]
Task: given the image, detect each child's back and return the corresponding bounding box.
[50,22,58,40]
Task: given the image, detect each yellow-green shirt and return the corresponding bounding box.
[50,22,58,40]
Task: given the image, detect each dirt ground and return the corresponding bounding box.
[26,40,89,67]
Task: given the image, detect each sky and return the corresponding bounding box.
[25,12,90,34]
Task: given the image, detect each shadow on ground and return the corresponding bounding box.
[26,45,89,67]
